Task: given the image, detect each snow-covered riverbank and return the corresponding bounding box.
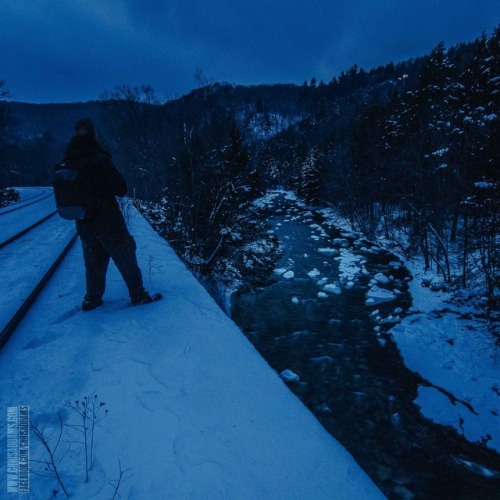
[390,262,499,453]
[309,192,500,455]
[225,190,500,458]
[145,187,500,470]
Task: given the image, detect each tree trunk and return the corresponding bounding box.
[450,205,460,242]
[462,213,468,288]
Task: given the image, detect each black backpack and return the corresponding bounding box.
[53,161,96,220]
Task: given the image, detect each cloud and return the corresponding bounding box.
[1,0,499,102]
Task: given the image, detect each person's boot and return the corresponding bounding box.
[82,297,104,311]
[131,291,162,306]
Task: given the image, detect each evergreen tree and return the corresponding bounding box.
[300,148,322,205]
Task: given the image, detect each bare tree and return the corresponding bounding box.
[194,67,214,88]
[100,84,169,199]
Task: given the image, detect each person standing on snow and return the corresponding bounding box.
[61,118,162,311]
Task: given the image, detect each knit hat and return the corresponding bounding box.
[74,118,96,137]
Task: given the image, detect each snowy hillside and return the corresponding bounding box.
[238,110,303,141]
[0,202,384,499]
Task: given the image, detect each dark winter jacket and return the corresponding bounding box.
[63,135,127,223]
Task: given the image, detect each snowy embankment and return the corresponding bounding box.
[0,205,383,498]
[390,264,500,453]
[317,201,500,454]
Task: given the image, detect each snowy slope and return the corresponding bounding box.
[0,205,384,499]
[390,266,500,453]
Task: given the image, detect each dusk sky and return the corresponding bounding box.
[2,1,499,104]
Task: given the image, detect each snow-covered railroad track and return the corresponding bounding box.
[0,189,59,246]
[0,210,58,248]
[0,215,77,349]
[0,187,53,216]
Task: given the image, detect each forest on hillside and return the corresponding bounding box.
[1,27,498,310]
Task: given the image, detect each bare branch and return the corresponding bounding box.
[31,416,70,497]
[108,460,135,500]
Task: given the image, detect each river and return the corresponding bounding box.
[230,193,500,499]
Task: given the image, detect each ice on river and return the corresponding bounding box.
[324,283,342,295]
[274,268,287,275]
[280,369,300,382]
[390,295,500,453]
[365,285,397,305]
[307,268,321,278]
[374,273,391,285]
[317,247,339,255]
[335,249,365,284]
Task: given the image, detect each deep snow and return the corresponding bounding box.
[0,200,384,499]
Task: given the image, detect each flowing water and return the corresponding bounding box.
[230,193,500,499]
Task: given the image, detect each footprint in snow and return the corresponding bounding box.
[50,306,81,325]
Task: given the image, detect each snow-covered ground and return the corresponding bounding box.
[390,261,500,453]
[0,202,384,498]
[315,195,500,454]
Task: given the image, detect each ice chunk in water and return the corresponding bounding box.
[365,285,396,305]
[280,369,300,382]
[307,268,321,278]
[324,283,342,295]
[374,273,391,284]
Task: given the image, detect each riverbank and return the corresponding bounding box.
[241,190,499,458]
[390,261,499,454]
[232,190,500,497]
[141,187,500,476]
[312,194,500,458]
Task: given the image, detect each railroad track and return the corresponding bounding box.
[0,187,54,216]
[0,233,78,349]
[0,210,58,249]
[0,198,78,349]
[0,188,59,248]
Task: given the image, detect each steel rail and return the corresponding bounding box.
[0,210,58,249]
[0,232,78,349]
